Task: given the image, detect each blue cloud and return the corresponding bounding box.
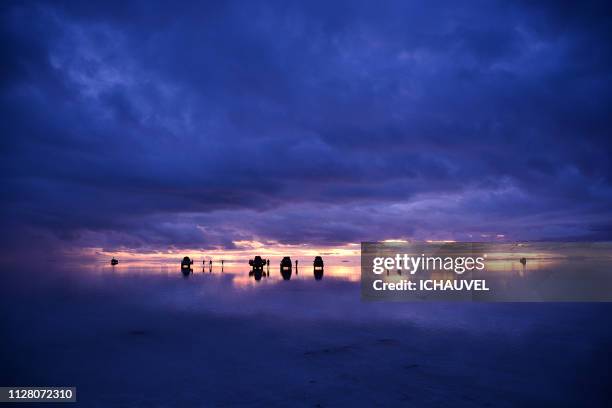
[1,0,612,255]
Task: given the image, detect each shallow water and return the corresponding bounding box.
[1,262,611,407]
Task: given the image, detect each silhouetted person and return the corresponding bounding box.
[519,257,527,266]
[221,259,224,272]
[295,259,299,275]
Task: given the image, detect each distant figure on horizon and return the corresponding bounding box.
[266,259,270,276]
[520,257,527,266]
[111,258,119,266]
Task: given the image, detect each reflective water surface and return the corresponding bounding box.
[1,260,611,407]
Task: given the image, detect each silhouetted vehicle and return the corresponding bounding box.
[249,256,266,272]
[181,256,193,269]
[111,258,119,266]
[520,257,527,265]
[249,256,266,281]
[280,256,292,280]
[314,256,324,280]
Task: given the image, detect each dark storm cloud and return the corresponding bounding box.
[1,0,612,255]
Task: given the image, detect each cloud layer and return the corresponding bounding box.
[2,0,612,255]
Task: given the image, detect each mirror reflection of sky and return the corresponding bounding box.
[3,264,612,406]
[6,263,612,332]
[3,254,612,405]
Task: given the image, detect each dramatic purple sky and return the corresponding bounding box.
[2,1,612,256]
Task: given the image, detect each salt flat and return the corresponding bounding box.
[1,264,610,407]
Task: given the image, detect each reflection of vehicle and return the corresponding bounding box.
[280,257,292,280]
[313,256,324,280]
[181,256,193,269]
[111,258,119,266]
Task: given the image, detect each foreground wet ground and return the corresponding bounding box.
[1,263,611,407]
